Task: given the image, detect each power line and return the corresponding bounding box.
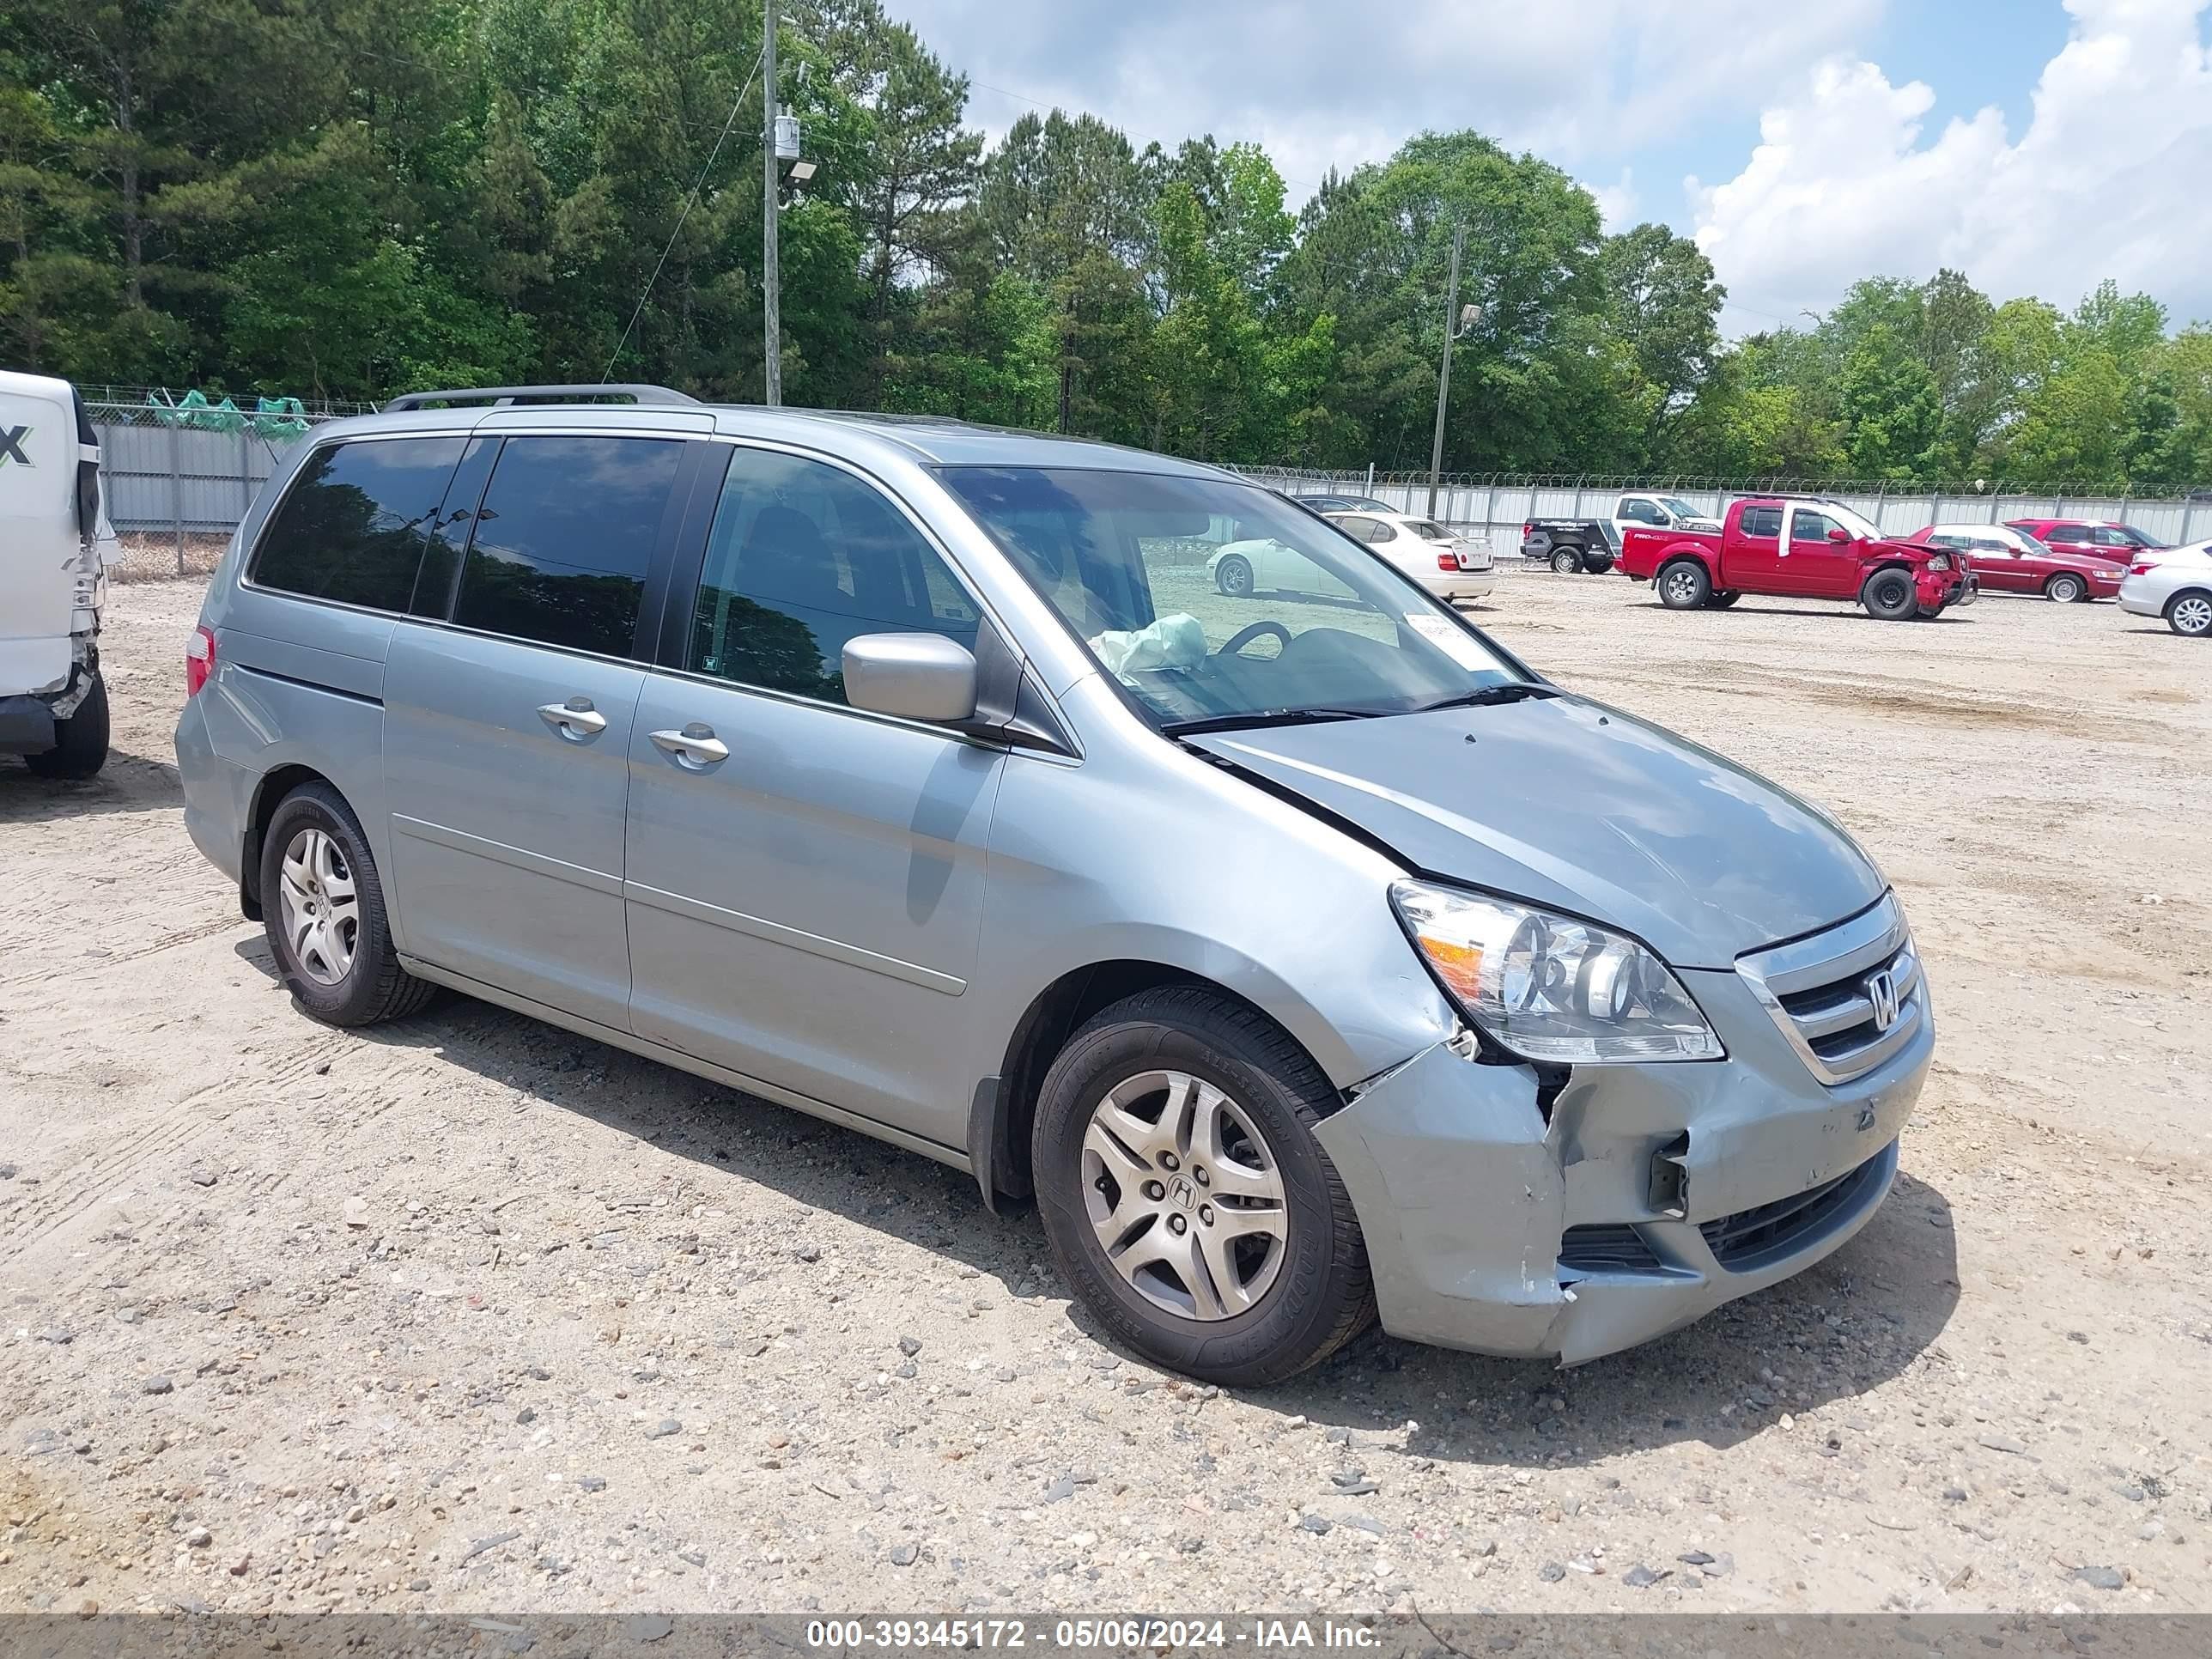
[603,40,771,383]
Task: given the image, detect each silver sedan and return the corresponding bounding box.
[2118,543,2212,637]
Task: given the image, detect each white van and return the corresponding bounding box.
[1,370,118,777]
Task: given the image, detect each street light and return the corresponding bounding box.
[1427,223,1482,517]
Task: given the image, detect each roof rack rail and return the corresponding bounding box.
[381,384,700,413]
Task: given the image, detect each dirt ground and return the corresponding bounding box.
[2,568,2207,1620]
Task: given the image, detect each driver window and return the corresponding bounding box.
[1790,509,1840,548]
[690,448,981,706]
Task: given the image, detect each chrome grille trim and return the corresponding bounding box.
[1736,895,1926,1085]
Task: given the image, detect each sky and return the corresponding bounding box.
[880,0,2212,335]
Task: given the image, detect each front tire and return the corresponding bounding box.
[1707,591,1741,609]
[1214,556,1254,598]
[259,781,435,1027]
[1862,567,1919,621]
[1551,548,1579,574]
[2045,573,2086,604]
[2167,590,2212,638]
[23,674,109,780]
[1032,988,1375,1387]
[1657,560,1711,610]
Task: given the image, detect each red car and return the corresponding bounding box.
[2004,519,2167,564]
[1910,523,2122,603]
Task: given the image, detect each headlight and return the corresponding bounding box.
[1389,879,1723,1063]
[1924,553,1952,571]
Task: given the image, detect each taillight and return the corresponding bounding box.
[1522,522,1533,538]
[2130,561,2154,576]
[185,625,216,696]
[1437,552,1459,571]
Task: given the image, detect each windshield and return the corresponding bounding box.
[1816,501,1884,540]
[1658,496,1704,520]
[2014,530,2056,555]
[939,467,1524,730]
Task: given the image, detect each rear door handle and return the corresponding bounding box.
[538,698,608,738]
[650,723,730,767]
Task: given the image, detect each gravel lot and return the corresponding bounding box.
[3,568,2208,1619]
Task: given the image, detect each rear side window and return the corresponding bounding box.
[451,436,684,657]
[1741,506,1783,538]
[252,438,465,611]
[690,448,981,706]
[2045,524,2088,544]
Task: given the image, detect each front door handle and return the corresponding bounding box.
[538,697,608,738]
[650,723,730,768]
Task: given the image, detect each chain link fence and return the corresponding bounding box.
[1231,466,2212,551]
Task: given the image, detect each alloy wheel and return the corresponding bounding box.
[1079,1068,1289,1322]
[277,825,361,987]
[2173,593,2212,636]
[1662,568,1701,605]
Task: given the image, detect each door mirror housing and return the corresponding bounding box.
[1827,526,1851,543]
[842,634,979,724]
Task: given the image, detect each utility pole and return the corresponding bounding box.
[1426,221,1464,519]
[762,0,781,407]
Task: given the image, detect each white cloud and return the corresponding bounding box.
[888,0,1879,204]
[1584,168,1639,232]
[1691,0,2212,331]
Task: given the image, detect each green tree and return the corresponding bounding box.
[1838,322,1941,478]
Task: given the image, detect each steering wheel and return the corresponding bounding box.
[1218,620,1292,658]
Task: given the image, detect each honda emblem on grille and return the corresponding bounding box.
[1866,969,1899,1033]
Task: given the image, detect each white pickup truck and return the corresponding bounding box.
[2,369,119,777]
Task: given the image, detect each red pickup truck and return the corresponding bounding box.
[1618,495,1977,620]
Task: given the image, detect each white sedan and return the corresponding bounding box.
[2118,541,2212,637]
[1208,512,1492,605]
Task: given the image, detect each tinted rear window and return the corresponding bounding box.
[451,436,684,657]
[252,438,465,611]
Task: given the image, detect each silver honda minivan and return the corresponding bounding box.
[175,386,1933,1385]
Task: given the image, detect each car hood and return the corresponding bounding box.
[1188,694,1887,969]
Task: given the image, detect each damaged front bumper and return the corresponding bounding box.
[1313,964,1929,1364]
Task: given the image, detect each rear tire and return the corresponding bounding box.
[259,781,436,1027]
[1657,560,1711,610]
[2045,573,2086,604]
[23,674,109,780]
[1551,548,1579,575]
[2167,590,2212,638]
[1032,988,1375,1388]
[1861,567,1919,621]
[1215,555,1254,598]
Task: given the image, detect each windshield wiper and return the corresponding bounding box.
[1161,707,1386,738]
[1408,682,1558,714]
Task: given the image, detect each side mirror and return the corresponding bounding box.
[1827,526,1851,543]
[842,633,978,724]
